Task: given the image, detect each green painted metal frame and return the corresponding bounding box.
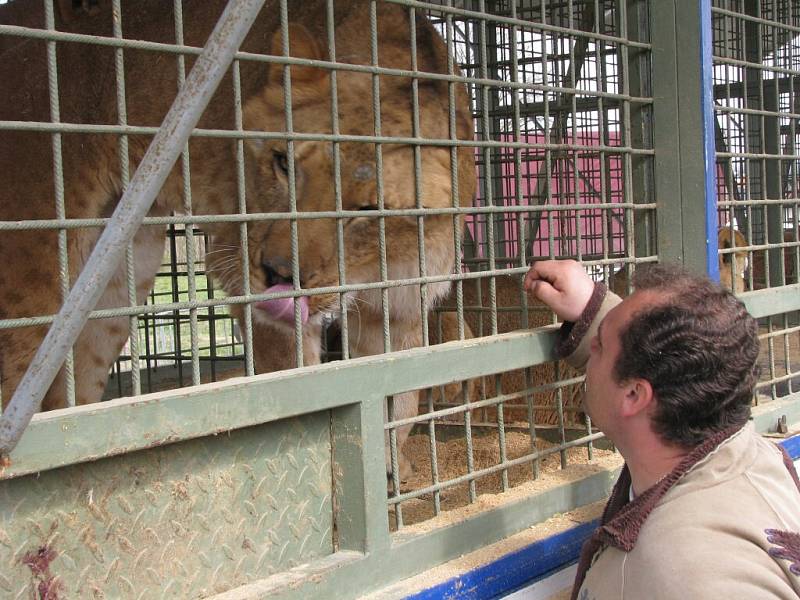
[4,301,795,598]
[212,471,619,600]
[752,395,800,434]
[741,284,800,320]
[2,326,625,599]
[4,327,560,480]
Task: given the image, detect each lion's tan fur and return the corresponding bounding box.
[717,227,749,293]
[0,1,475,475]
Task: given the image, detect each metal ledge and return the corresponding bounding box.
[751,393,800,435]
[740,284,800,318]
[3,327,560,480]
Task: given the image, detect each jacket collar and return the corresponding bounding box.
[571,422,800,600]
[597,424,744,552]
[569,423,747,600]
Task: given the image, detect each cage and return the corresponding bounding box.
[0,1,797,599]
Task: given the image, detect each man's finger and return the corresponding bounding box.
[523,268,542,291]
[528,260,566,285]
[524,260,559,290]
[528,279,560,306]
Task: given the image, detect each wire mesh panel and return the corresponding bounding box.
[712,0,800,403]
[0,0,653,552]
[383,0,654,531]
[456,0,645,267]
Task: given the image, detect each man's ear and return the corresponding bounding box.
[620,379,654,418]
[268,24,327,88]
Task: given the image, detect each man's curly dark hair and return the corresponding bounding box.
[613,263,760,448]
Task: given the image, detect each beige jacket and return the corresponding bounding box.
[560,284,800,600]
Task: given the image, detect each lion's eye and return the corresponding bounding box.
[272,151,289,176]
[358,205,379,211]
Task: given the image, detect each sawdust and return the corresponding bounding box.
[390,431,621,530]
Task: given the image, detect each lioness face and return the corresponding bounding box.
[215,27,473,331]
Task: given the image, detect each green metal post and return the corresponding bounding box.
[331,400,392,554]
[650,0,715,274]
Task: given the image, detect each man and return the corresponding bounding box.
[523,259,800,599]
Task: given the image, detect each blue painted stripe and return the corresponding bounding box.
[779,434,800,460]
[699,0,720,282]
[404,520,597,600]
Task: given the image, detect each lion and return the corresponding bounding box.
[610,226,749,296]
[0,0,476,478]
[716,226,749,293]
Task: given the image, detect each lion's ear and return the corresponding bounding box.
[268,24,326,87]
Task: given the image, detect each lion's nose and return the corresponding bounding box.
[262,256,294,288]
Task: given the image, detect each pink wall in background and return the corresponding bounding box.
[464,132,627,266]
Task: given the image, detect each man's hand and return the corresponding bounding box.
[523,260,595,322]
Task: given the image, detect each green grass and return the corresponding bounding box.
[118,270,243,365]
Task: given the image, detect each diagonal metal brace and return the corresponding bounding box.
[0,0,267,462]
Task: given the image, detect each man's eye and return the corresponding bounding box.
[273,152,289,175]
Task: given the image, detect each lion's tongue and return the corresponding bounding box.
[254,284,309,325]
